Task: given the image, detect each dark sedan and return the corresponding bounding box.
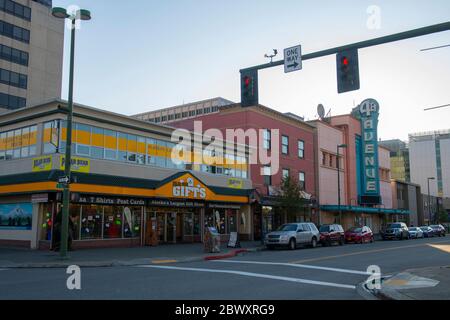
[430,225,446,237]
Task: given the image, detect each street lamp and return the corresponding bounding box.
[337,144,347,225]
[52,7,91,259]
[427,177,435,225]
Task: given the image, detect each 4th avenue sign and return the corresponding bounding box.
[284,45,302,73]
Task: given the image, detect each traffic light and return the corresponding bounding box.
[240,69,258,107]
[336,49,360,94]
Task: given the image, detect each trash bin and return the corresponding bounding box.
[204,227,221,253]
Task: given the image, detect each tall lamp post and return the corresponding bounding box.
[337,144,347,224]
[427,177,435,225]
[52,7,91,258]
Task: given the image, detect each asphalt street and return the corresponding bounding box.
[1,237,449,300]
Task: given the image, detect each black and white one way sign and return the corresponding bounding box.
[284,45,302,73]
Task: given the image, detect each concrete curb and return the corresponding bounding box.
[0,246,266,269]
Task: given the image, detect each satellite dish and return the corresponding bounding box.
[317,104,325,119]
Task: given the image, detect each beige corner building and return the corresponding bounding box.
[0,0,64,112]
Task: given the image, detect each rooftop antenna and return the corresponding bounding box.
[264,49,278,63]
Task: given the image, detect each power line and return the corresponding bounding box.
[420,44,450,51]
[424,104,450,111]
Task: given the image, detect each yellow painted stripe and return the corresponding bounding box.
[152,259,178,264]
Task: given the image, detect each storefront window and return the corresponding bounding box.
[193,213,201,235]
[227,209,237,233]
[70,204,81,240]
[183,213,193,236]
[104,206,123,239]
[40,203,53,241]
[123,206,141,238]
[81,205,103,240]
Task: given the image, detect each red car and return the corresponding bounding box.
[344,226,374,244]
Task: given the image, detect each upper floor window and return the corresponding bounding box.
[0,20,30,43]
[0,92,26,110]
[282,135,289,155]
[282,168,290,179]
[263,129,271,150]
[298,140,305,158]
[0,44,28,66]
[0,124,37,161]
[262,166,272,185]
[0,0,32,21]
[299,171,306,190]
[0,68,27,89]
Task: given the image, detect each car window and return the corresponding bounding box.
[319,225,330,232]
[277,224,297,232]
[309,224,318,232]
[302,224,311,232]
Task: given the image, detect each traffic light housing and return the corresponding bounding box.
[337,49,360,94]
[240,69,259,107]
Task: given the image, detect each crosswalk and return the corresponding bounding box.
[137,259,379,291]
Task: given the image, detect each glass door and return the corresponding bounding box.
[166,212,176,243]
[157,212,166,243]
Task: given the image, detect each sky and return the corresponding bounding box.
[52,0,450,141]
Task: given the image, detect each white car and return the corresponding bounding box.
[408,227,424,239]
[265,223,320,250]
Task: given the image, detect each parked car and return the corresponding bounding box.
[382,222,409,240]
[344,226,374,244]
[265,222,320,250]
[319,224,345,246]
[430,225,446,237]
[420,226,434,238]
[408,227,424,239]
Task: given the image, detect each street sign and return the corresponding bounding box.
[58,176,70,184]
[284,45,302,73]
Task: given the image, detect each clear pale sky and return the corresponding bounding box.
[53,0,450,141]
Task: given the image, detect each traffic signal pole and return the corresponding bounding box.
[240,21,450,73]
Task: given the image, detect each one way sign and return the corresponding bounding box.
[284,45,302,73]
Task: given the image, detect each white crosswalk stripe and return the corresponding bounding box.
[138,265,357,290]
[211,260,378,276]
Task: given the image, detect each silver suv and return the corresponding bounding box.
[265,222,320,250]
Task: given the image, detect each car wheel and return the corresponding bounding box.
[311,237,317,248]
[289,238,296,250]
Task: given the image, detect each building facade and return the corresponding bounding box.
[310,100,407,234]
[409,129,450,198]
[0,0,63,112]
[0,100,253,249]
[379,139,410,182]
[391,180,423,227]
[135,100,316,240]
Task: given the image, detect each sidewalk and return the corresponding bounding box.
[0,241,265,269]
[377,265,450,300]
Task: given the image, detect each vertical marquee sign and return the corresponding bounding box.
[354,99,381,205]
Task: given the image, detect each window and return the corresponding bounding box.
[0,44,28,66]
[175,113,181,119]
[0,0,32,21]
[104,129,117,160]
[189,110,195,117]
[123,207,141,238]
[43,121,59,154]
[127,134,137,163]
[299,172,306,190]
[146,138,156,166]
[0,68,27,89]
[204,107,211,114]
[161,116,167,122]
[298,140,305,158]
[103,206,122,239]
[282,168,290,179]
[263,129,271,150]
[0,124,37,161]
[282,135,289,155]
[80,205,103,240]
[182,112,188,118]
[329,154,334,167]
[196,109,203,115]
[117,132,127,162]
[168,114,174,121]
[0,20,30,43]
[263,166,272,185]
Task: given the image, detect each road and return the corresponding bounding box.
[1,237,449,300]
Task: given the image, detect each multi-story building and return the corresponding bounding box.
[379,139,410,182]
[309,101,405,234]
[409,129,450,198]
[0,100,253,249]
[134,97,234,124]
[135,99,316,240]
[391,180,423,227]
[0,0,64,112]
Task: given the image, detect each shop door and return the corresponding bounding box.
[156,212,177,244]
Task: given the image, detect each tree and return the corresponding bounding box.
[438,209,449,223]
[277,175,307,222]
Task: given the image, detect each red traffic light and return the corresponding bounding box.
[342,56,349,66]
[244,76,251,87]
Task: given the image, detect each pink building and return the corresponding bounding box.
[310,102,402,234]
